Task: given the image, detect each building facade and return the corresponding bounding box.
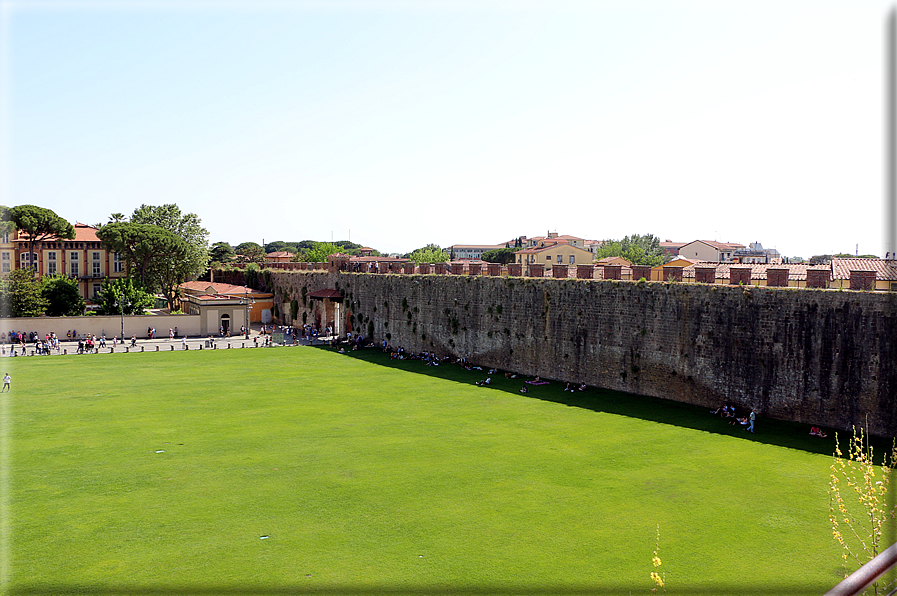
[2,223,127,301]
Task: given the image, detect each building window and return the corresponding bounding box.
[70,252,79,276]
[557,254,562,264]
[92,252,101,276]
[48,251,57,275]
[1,232,8,244]
[92,283,102,298]
[569,255,575,264]
[20,253,34,268]
[546,255,551,261]
[114,252,123,273]
[1,252,8,273]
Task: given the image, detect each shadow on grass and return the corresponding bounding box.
[321,345,896,459]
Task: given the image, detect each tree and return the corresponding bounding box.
[96,222,190,309]
[130,204,210,281]
[406,244,450,264]
[94,277,155,316]
[265,241,300,254]
[235,241,262,254]
[41,274,85,316]
[305,241,341,263]
[97,223,181,285]
[210,242,236,264]
[0,206,15,239]
[9,205,75,271]
[235,242,266,263]
[0,268,47,317]
[481,247,518,265]
[594,233,666,267]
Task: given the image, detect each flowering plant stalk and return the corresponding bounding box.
[829,425,897,595]
[650,524,665,594]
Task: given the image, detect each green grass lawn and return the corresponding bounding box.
[3,345,893,595]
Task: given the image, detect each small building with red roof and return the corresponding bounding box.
[178,281,274,325]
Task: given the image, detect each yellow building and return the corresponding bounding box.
[514,240,594,266]
[3,223,127,301]
[650,257,703,281]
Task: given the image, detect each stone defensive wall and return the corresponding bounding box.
[266,269,896,437]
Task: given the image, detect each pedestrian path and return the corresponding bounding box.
[1,332,330,357]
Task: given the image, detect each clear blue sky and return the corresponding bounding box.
[1,0,893,258]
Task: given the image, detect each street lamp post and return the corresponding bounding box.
[242,289,252,339]
[116,295,124,341]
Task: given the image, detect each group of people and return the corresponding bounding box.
[564,382,587,392]
[350,341,595,397]
[4,330,41,350]
[380,343,452,365]
[2,331,61,356]
[711,404,756,433]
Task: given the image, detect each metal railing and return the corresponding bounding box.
[825,542,897,596]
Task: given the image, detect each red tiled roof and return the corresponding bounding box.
[179,281,268,295]
[595,256,632,266]
[15,222,99,243]
[831,258,897,281]
[266,251,293,258]
[349,256,409,263]
[682,263,813,281]
[693,240,746,250]
[515,240,588,255]
[192,294,241,301]
[667,257,704,266]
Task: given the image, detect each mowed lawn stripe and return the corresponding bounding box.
[7,347,854,593]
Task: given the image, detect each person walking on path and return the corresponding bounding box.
[2,373,10,392]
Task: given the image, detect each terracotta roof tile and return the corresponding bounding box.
[681,263,813,281]
[831,258,897,281]
[15,222,99,243]
[179,281,267,295]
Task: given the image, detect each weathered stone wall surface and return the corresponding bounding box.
[268,270,897,437]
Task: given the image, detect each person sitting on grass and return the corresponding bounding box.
[520,385,529,393]
[578,384,586,391]
[475,377,492,387]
